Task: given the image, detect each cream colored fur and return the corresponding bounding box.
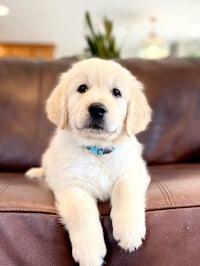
[26,58,152,266]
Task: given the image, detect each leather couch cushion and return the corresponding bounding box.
[1,164,200,265]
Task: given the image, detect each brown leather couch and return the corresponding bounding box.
[0,57,200,266]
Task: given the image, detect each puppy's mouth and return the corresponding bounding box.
[76,119,117,135]
[87,119,105,130]
[88,124,104,131]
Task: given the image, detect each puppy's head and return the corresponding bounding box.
[46,58,151,142]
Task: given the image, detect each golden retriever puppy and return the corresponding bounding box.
[26,58,152,266]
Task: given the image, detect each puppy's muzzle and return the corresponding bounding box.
[87,103,107,130]
[88,103,107,119]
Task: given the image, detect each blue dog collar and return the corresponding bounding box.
[87,146,115,155]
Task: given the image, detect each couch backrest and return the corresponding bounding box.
[119,58,200,164]
[0,57,76,171]
[0,57,200,171]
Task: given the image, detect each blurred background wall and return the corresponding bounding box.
[0,0,200,59]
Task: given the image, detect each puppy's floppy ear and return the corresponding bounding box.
[126,80,152,137]
[46,73,68,129]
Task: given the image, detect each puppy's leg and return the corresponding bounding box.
[25,167,44,179]
[55,187,106,266]
[111,169,150,252]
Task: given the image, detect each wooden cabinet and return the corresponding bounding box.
[0,43,55,60]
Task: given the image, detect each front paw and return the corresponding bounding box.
[111,210,146,252]
[72,235,106,266]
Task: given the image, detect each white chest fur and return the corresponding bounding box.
[42,130,142,201]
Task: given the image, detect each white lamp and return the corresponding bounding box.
[139,17,169,59]
[0,4,10,16]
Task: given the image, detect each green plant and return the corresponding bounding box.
[84,11,120,59]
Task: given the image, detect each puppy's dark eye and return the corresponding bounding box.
[112,88,121,98]
[77,84,88,93]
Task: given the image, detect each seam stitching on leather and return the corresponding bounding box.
[155,180,173,206]
[0,209,56,215]
[146,205,200,212]
[158,180,175,206]
[0,180,12,197]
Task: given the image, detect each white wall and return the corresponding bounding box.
[1,0,200,58]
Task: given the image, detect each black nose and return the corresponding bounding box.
[88,103,107,119]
